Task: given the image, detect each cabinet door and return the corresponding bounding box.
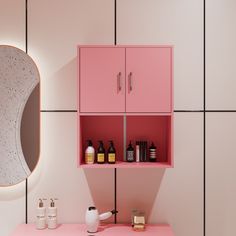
[126,47,172,112]
[79,47,125,112]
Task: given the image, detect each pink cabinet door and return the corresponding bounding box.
[79,47,125,112]
[126,47,172,112]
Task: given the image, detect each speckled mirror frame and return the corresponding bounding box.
[0,45,40,186]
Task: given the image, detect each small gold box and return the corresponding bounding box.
[132,210,145,231]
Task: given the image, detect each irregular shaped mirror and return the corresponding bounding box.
[0,45,40,186]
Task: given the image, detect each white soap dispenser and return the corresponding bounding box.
[36,199,46,230]
[47,199,57,229]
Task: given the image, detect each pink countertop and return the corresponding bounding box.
[11,224,174,236]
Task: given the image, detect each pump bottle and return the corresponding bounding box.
[36,199,46,230]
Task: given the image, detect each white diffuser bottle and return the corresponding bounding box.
[47,199,57,229]
[36,199,46,230]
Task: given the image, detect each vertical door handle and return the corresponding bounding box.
[128,72,133,92]
[117,72,122,92]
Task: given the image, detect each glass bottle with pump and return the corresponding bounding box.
[108,141,116,164]
[97,141,105,164]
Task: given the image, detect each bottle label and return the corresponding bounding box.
[108,153,115,162]
[97,153,105,162]
[127,151,134,161]
[85,153,94,164]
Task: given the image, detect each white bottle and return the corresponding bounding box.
[85,140,95,164]
[36,199,46,230]
[48,199,57,229]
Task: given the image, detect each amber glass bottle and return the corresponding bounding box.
[108,141,116,164]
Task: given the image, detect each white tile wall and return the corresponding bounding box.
[206,113,236,236]
[206,0,236,110]
[0,181,25,236]
[28,112,114,223]
[118,113,203,236]
[0,0,25,50]
[28,0,114,110]
[117,0,204,110]
[0,1,26,235]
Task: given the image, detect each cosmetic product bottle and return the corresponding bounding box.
[36,199,46,230]
[108,141,116,164]
[139,141,143,162]
[149,142,157,162]
[126,141,134,162]
[47,199,57,229]
[85,140,95,164]
[136,141,140,162]
[97,141,105,164]
[144,141,147,162]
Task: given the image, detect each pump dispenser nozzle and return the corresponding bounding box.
[50,199,55,207]
[38,199,44,208]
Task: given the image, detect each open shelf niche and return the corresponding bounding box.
[78,113,173,168]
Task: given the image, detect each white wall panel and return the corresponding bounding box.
[117,113,203,236]
[28,113,114,223]
[206,0,236,109]
[0,1,26,236]
[0,0,25,50]
[206,113,236,236]
[117,0,203,110]
[0,182,25,236]
[28,0,114,110]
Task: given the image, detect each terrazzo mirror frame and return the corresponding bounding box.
[0,45,40,187]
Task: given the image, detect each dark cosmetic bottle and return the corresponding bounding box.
[126,141,135,162]
[149,142,157,162]
[97,141,105,164]
[108,141,116,164]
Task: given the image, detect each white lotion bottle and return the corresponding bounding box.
[48,199,57,229]
[85,140,95,164]
[36,199,46,230]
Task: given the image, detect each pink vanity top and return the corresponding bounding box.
[11,224,174,236]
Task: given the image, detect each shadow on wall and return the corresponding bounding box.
[84,169,115,223]
[84,168,165,224]
[117,168,165,223]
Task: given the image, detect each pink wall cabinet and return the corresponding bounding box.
[126,47,172,112]
[78,46,173,113]
[77,46,173,168]
[79,47,126,112]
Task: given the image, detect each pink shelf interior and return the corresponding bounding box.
[79,116,124,164]
[78,114,172,167]
[11,224,174,236]
[127,115,172,164]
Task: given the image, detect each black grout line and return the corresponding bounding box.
[25,178,28,224]
[25,0,28,225]
[114,168,117,224]
[25,0,28,54]
[114,0,117,45]
[174,110,204,112]
[40,110,236,113]
[203,0,206,235]
[114,0,117,225]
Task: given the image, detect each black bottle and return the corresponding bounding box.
[126,141,134,162]
[97,141,105,164]
[149,142,157,162]
[108,141,116,164]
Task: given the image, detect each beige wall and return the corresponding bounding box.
[0,0,236,236]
